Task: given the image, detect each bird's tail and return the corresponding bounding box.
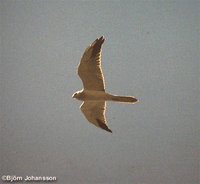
[109,94,138,103]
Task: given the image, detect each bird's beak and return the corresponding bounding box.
[72,94,75,98]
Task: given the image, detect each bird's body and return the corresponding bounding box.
[73,90,108,101]
[72,36,138,133]
[74,89,137,103]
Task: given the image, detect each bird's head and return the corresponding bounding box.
[72,91,83,100]
[72,92,78,98]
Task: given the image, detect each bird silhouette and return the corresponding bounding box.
[72,36,138,133]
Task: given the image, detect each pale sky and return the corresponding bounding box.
[1,1,199,184]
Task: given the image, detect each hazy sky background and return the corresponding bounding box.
[1,1,199,184]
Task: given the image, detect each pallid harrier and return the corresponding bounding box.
[72,36,138,133]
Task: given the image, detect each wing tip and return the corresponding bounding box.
[96,119,112,133]
[97,35,105,44]
[90,36,105,57]
[92,36,105,44]
[99,35,105,41]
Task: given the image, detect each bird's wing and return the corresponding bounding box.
[78,36,105,91]
[80,101,112,133]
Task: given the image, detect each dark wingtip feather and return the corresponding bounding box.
[99,36,105,41]
[91,36,105,57]
[96,119,112,133]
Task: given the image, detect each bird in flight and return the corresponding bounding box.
[72,36,138,133]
